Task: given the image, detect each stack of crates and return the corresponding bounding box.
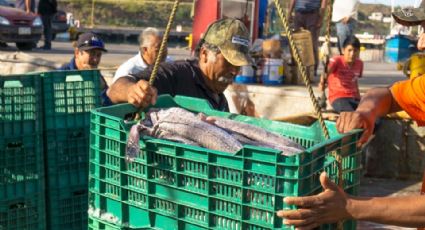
[0,74,46,229]
[88,95,362,230]
[42,70,103,230]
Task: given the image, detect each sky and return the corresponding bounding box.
[360,0,422,7]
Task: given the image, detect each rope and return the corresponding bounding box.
[324,0,332,45]
[148,0,180,86]
[273,0,330,140]
[274,1,344,228]
[322,2,344,229]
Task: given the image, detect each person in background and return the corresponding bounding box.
[332,0,359,54]
[319,35,363,113]
[59,32,111,106]
[108,18,253,112]
[37,0,57,50]
[112,27,168,84]
[288,0,327,77]
[276,7,425,229]
[16,0,35,13]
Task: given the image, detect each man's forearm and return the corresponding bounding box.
[26,0,31,11]
[348,195,425,227]
[107,77,135,104]
[321,0,327,10]
[288,0,295,14]
[356,87,401,118]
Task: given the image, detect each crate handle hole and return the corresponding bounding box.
[73,190,87,196]
[7,141,23,149]
[124,112,139,121]
[66,75,84,82]
[9,202,26,210]
[70,131,83,138]
[3,80,23,88]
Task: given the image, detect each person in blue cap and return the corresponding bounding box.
[59,32,111,106]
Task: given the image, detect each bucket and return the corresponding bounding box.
[403,52,425,79]
[384,34,418,63]
[235,65,255,84]
[261,58,284,85]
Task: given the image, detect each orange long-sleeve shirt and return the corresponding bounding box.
[390,76,425,126]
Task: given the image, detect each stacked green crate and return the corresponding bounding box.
[88,95,362,230]
[0,74,45,229]
[42,70,102,230]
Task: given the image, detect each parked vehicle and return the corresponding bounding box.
[0,0,42,50]
[52,10,68,40]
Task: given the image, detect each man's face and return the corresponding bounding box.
[204,51,240,93]
[342,45,360,63]
[75,48,103,70]
[142,35,166,65]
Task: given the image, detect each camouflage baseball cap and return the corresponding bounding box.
[203,18,253,66]
[392,7,425,26]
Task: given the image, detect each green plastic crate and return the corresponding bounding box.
[0,194,46,230]
[89,216,132,230]
[41,70,102,130]
[88,95,362,230]
[46,186,88,230]
[0,73,42,136]
[44,128,89,190]
[0,134,44,200]
[325,154,362,189]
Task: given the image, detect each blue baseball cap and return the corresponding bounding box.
[77,32,107,52]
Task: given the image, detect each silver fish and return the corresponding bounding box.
[156,130,200,146]
[151,110,243,154]
[207,116,305,155]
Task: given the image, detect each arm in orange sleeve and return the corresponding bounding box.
[390,76,425,125]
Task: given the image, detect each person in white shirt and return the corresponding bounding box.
[332,0,359,53]
[112,27,168,83]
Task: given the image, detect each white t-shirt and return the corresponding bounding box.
[332,0,359,22]
[112,52,148,84]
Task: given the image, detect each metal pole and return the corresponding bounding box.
[390,0,395,34]
[91,0,95,28]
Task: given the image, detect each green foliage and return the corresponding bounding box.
[58,0,193,28]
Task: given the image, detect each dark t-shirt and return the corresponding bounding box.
[128,59,229,112]
[38,0,57,15]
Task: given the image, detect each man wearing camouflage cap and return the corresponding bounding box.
[108,18,253,111]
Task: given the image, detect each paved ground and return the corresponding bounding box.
[1,40,421,229]
[0,40,191,69]
[0,40,406,84]
[357,176,421,229]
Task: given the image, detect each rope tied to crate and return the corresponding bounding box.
[272,0,330,139]
[273,1,344,229]
[148,0,180,86]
